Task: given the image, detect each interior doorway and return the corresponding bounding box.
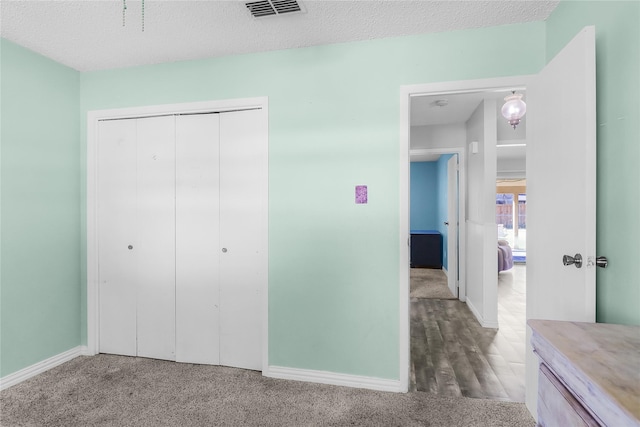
[401,76,530,399]
[402,28,597,414]
[497,179,527,263]
[409,148,464,301]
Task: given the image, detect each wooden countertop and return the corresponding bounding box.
[528,319,640,426]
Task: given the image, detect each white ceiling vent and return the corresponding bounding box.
[245,0,304,18]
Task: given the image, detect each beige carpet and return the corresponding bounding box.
[410,268,456,300]
[0,354,535,426]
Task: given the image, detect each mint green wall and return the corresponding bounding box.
[0,39,81,376]
[546,1,640,326]
[79,23,544,379]
[7,1,636,381]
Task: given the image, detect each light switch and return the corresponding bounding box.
[469,140,479,154]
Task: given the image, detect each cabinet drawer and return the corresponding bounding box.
[538,363,600,427]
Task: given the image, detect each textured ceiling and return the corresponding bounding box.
[1,0,559,72]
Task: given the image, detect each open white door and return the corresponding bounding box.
[525,26,596,414]
[446,155,458,298]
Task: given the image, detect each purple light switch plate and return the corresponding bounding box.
[355,185,368,204]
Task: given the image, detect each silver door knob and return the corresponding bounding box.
[221,248,227,253]
[596,256,608,268]
[128,245,133,250]
[563,253,582,268]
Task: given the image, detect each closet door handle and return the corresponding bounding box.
[128,245,133,250]
[221,248,228,253]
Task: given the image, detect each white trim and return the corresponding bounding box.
[0,346,89,391]
[259,107,270,375]
[399,75,532,395]
[404,76,531,98]
[265,366,403,393]
[442,266,448,277]
[87,98,266,123]
[466,299,499,329]
[399,87,411,394]
[86,97,269,373]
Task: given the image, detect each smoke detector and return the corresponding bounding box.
[245,0,304,18]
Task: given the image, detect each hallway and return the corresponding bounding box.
[410,265,526,402]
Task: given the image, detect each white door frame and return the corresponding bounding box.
[409,148,466,300]
[399,77,532,392]
[86,97,269,372]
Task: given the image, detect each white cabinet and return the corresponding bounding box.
[97,110,265,370]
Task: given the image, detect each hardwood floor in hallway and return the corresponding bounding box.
[410,265,526,402]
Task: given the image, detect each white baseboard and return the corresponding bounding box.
[264,366,403,393]
[0,345,88,391]
[442,267,448,277]
[465,299,499,329]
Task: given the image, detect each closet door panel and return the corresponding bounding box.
[175,114,221,365]
[219,109,266,370]
[136,116,176,361]
[97,119,138,356]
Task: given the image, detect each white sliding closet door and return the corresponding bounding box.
[175,114,221,365]
[98,116,176,361]
[136,116,176,361]
[219,109,266,370]
[97,106,266,370]
[98,119,137,357]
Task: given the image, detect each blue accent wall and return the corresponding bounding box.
[410,162,438,231]
[411,156,455,271]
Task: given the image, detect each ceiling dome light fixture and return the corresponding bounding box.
[501,92,526,129]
